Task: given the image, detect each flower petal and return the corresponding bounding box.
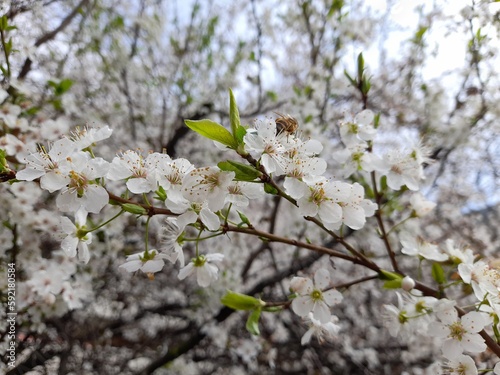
[178,263,195,280]
[313,269,330,290]
[291,296,314,317]
[323,289,343,306]
[312,301,331,324]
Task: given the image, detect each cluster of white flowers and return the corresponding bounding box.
[15,134,234,286]
[383,237,500,373]
[383,291,437,338]
[244,117,377,230]
[334,110,431,191]
[17,129,112,214]
[7,95,500,374]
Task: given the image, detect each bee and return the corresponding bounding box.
[274,112,299,135]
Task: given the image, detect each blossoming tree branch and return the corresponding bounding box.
[3,70,500,374]
[1,2,500,373]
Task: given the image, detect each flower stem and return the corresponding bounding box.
[88,209,125,232]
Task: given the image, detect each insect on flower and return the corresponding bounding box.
[274,112,299,135]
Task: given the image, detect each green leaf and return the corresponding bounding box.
[373,112,381,129]
[378,269,402,281]
[361,79,371,95]
[221,290,263,311]
[266,90,278,102]
[4,38,12,55]
[357,52,365,80]
[109,15,125,30]
[327,0,344,17]
[0,148,9,172]
[59,78,73,93]
[237,211,251,227]
[185,119,237,149]
[264,183,278,195]
[412,26,428,45]
[48,79,73,96]
[431,263,446,285]
[380,175,388,191]
[344,70,357,87]
[304,85,313,97]
[121,203,148,215]
[228,88,240,138]
[24,106,40,116]
[52,99,63,110]
[234,125,247,144]
[154,186,167,202]
[383,279,402,289]
[246,308,261,336]
[0,16,7,31]
[217,160,261,181]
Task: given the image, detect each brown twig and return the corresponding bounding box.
[17,0,91,79]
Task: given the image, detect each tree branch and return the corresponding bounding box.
[17,0,91,79]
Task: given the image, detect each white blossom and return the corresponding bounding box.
[56,152,110,213]
[401,276,415,291]
[107,150,165,194]
[244,119,288,175]
[178,253,224,287]
[301,313,340,345]
[71,124,113,150]
[429,305,489,359]
[119,249,170,278]
[290,269,343,324]
[333,143,386,178]
[338,110,377,146]
[225,181,264,207]
[443,355,477,375]
[168,199,221,231]
[161,218,185,267]
[494,361,500,375]
[400,231,448,262]
[458,260,500,301]
[383,291,437,338]
[410,193,436,217]
[382,149,422,191]
[182,166,235,210]
[16,137,76,192]
[60,208,92,264]
[444,239,475,265]
[156,157,194,203]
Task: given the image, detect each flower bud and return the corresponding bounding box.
[121,203,148,215]
[401,276,415,291]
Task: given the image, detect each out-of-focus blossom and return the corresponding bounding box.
[338,110,377,146]
[400,231,448,261]
[410,193,436,217]
[301,312,340,345]
[71,124,113,150]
